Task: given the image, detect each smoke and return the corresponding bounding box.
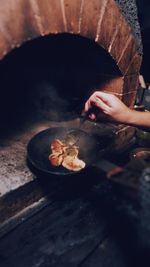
[31,82,79,121]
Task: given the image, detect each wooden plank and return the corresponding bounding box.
[0,195,110,267]
[0,172,120,267]
[0,166,143,267]
[80,237,127,267]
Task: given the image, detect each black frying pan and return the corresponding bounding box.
[27,127,104,175]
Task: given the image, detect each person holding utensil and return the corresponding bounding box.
[84,91,150,128]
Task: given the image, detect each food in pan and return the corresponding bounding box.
[62,156,85,171]
[64,145,79,158]
[48,138,86,171]
[48,153,63,166]
[51,139,66,154]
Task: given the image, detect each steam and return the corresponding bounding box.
[31,82,78,121]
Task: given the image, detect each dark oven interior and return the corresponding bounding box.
[0,33,121,132]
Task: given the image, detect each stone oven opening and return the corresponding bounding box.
[0,33,122,133]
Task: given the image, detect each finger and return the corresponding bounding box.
[84,100,92,112]
[94,97,109,112]
[94,92,113,107]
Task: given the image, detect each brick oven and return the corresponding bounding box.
[0,0,142,103]
[1,2,150,267]
[0,0,143,213]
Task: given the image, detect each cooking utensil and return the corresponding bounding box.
[79,109,92,126]
[63,110,93,147]
[80,106,99,126]
[66,115,90,147]
[27,127,105,176]
[66,107,98,145]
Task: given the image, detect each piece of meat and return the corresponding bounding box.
[49,138,86,171]
[51,139,67,154]
[48,153,63,166]
[62,155,86,171]
[64,145,79,158]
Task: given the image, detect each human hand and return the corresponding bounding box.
[84,91,132,123]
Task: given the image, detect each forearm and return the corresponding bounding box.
[127,110,150,128]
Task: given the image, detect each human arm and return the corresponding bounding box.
[84,91,150,128]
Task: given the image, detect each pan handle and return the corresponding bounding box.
[93,158,147,193]
[93,159,124,179]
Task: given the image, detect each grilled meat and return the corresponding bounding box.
[49,138,86,171]
[62,156,86,171]
[48,153,63,166]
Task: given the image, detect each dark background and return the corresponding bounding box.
[137,0,150,82]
